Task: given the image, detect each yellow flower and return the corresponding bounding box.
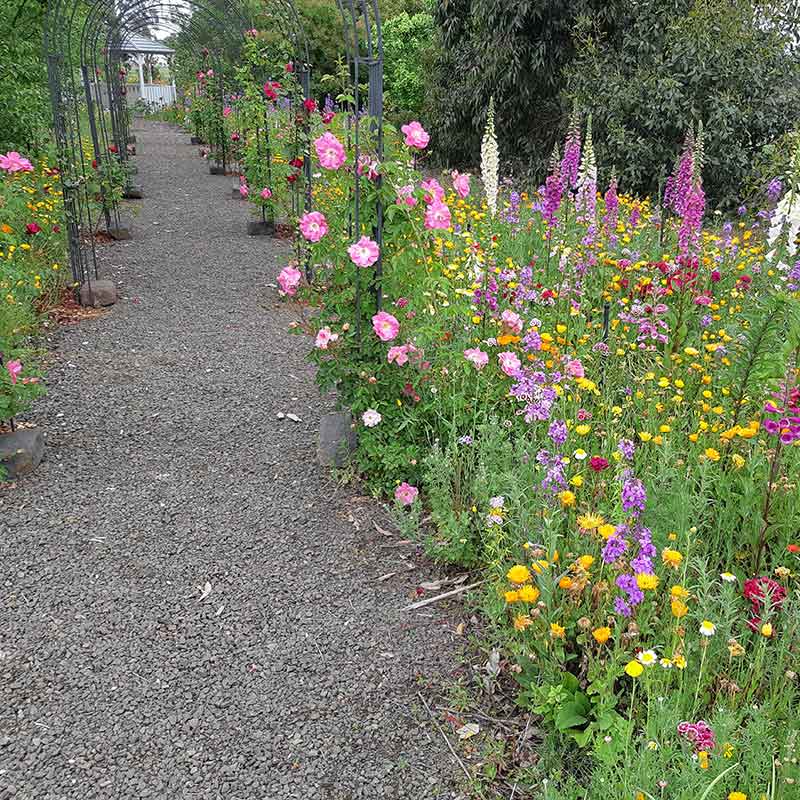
[637,649,658,666]
[558,576,574,590]
[597,523,616,539]
[507,565,531,584]
[504,590,520,603]
[576,513,604,531]
[661,548,683,569]
[558,490,576,507]
[517,584,540,603]
[550,622,566,639]
[513,614,533,631]
[671,599,689,618]
[672,654,687,669]
[638,431,653,442]
[592,626,611,645]
[636,573,659,591]
[728,792,747,800]
[731,453,745,469]
[699,620,717,637]
[577,555,594,571]
[761,622,773,638]
[624,660,644,677]
[698,750,710,769]
[704,447,721,462]
[727,639,745,657]
[575,424,591,435]
[671,584,689,599]
[570,475,584,487]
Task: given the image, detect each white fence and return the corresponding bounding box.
[126,83,177,109]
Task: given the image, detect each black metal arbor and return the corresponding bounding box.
[42,0,385,303]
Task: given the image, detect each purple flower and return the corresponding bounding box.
[621,477,647,515]
[767,177,782,203]
[548,419,568,447]
[617,438,635,460]
[602,534,628,563]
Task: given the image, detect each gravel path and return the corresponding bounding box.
[1,120,462,799]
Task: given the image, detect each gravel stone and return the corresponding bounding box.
[0,121,462,799]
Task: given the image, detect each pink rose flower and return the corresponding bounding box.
[348,236,380,268]
[277,266,302,296]
[421,177,444,204]
[452,170,471,199]
[424,201,451,230]
[464,348,489,369]
[299,211,329,243]
[498,351,521,376]
[501,309,523,334]
[315,327,338,349]
[395,482,419,506]
[6,359,22,384]
[566,359,584,378]
[239,184,249,197]
[314,131,346,170]
[401,121,430,149]
[260,187,272,200]
[388,345,409,366]
[223,106,232,117]
[0,152,33,173]
[396,184,417,207]
[362,409,382,427]
[372,311,400,342]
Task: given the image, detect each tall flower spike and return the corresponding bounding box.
[767,139,800,271]
[693,120,705,183]
[576,115,597,223]
[481,97,499,217]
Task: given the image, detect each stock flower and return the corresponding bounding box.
[507,565,531,584]
[371,311,400,342]
[299,211,328,243]
[277,266,302,296]
[314,131,346,170]
[464,348,489,369]
[314,327,338,349]
[362,409,382,427]
[348,236,380,267]
[394,482,419,506]
[592,626,611,644]
[401,120,429,149]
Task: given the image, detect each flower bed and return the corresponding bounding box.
[272,102,800,797]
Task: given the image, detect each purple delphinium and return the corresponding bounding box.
[767,177,782,203]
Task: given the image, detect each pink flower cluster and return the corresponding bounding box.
[372,311,400,342]
[6,360,22,384]
[314,132,346,170]
[315,327,338,349]
[401,121,429,150]
[394,482,419,506]
[677,721,716,753]
[763,388,800,444]
[0,151,33,173]
[348,236,380,268]
[277,266,302,296]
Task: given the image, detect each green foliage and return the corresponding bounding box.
[383,12,435,119]
[0,0,51,152]
[566,0,800,208]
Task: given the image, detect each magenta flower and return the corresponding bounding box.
[401,121,429,150]
[239,184,249,198]
[277,266,302,296]
[223,106,232,117]
[396,184,417,207]
[0,152,33,173]
[500,309,523,335]
[372,311,400,342]
[315,327,338,349]
[421,178,444,204]
[314,131,346,170]
[260,187,272,200]
[299,211,328,243]
[395,482,419,506]
[388,345,410,366]
[565,359,584,378]
[6,359,22,384]
[348,236,380,268]
[424,201,451,230]
[452,171,471,199]
[464,348,489,369]
[498,351,521,376]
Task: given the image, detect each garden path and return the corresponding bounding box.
[1,120,461,799]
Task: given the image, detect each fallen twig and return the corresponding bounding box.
[401,580,485,611]
[417,691,471,782]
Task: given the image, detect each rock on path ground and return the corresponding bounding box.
[0,120,461,799]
